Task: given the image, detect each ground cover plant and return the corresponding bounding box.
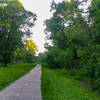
[41,65,100,100]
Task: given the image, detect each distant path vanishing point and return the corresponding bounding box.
[0,64,42,100]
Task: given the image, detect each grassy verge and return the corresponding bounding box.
[0,63,36,91]
[41,66,100,100]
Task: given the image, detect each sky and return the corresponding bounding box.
[20,0,63,54]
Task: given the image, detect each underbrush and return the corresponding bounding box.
[41,64,100,100]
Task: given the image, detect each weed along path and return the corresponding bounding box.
[0,64,42,100]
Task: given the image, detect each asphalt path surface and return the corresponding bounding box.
[0,64,42,100]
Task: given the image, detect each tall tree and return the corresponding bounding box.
[0,0,36,66]
[44,0,91,68]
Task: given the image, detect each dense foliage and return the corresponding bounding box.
[43,0,100,92]
[0,0,37,66]
[13,47,37,63]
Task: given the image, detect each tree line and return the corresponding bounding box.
[0,0,37,66]
[40,0,100,92]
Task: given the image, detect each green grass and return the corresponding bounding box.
[0,63,36,91]
[41,67,100,100]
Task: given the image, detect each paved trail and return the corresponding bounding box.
[0,64,42,100]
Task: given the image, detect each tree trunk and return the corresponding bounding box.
[4,62,8,67]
